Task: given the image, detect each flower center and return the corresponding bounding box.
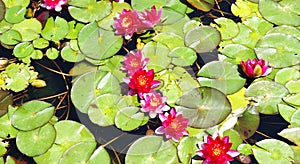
[150,97,159,106]
[130,59,139,68]
[212,146,222,157]
[137,75,148,86]
[170,121,178,129]
[121,17,131,27]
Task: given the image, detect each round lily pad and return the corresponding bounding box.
[61,45,85,62]
[32,38,49,49]
[284,94,300,108]
[168,46,197,66]
[88,94,127,126]
[255,33,300,68]
[187,0,215,12]
[0,106,18,139]
[197,61,246,95]
[177,137,198,164]
[46,48,59,60]
[88,146,110,164]
[211,17,239,40]
[0,29,21,45]
[275,68,300,85]
[71,71,121,113]
[185,26,221,53]
[278,104,297,123]
[78,22,123,61]
[41,17,69,41]
[11,18,42,42]
[232,23,260,49]
[223,129,243,150]
[59,141,97,164]
[152,32,184,50]
[16,123,56,156]
[11,100,55,131]
[98,55,126,82]
[258,0,300,26]
[125,135,179,164]
[266,25,300,40]
[13,42,34,59]
[4,6,26,24]
[175,87,231,128]
[285,79,300,93]
[115,107,147,131]
[278,127,300,146]
[245,81,289,114]
[65,21,84,39]
[252,139,294,163]
[220,44,256,64]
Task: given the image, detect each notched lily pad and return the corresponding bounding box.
[115,107,147,131]
[41,17,69,41]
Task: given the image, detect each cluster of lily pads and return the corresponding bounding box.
[0,0,299,163]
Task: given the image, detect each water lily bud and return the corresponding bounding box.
[0,57,9,71]
[240,58,272,78]
[31,79,47,88]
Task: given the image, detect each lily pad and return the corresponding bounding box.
[232,23,260,49]
[4,6,26,24]
[61,45,85,63]
[41,17,69,41]
[125,135,179,164]
[283,93,300,107]
[11,18,41,42]
[131,0,166,11]
[255,34,300,69]
[220,44,256,65]
[2,0,29,8]
[186,0,215,12]
[168,46,196,66]
[185,26,221,53]
[223,129,243,150]
[175,87,231,128]
[46,48,59,60]
[0,106,18,139]
[211,17,239,40]
[285,79,300,93]
[245,81,289,114]
[13,42,34,59]
[88,146,110,164]
[65,21,84,39]
[152,32,184,50]
[98,55,126,82]
[252,139,294,163]
[231,0,258,18]
[266,25,300,40]
[68,0,111,23]
[278,104,297,123]
[197,61,246,95]
[0,0,4,22]
[32,38,49,49]
[16,123,56,156]
[275,68,300,85]
[71,71,121,113]
[290,110,300,127]
[78,22,123,61]
[258,0,300,26]
[177,137,198,164]
[278,127,300,146]
[0,29,21,45]
[0,90,12,117]
[115,107,147,131]
[11,100,55,131]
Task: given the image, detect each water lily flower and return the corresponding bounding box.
[121,50,149,76]
[41,0,67,12]
[240,58,272,78]
[139,6,162,29]
[155,108,189,142]
[124,69,160,97]
[197,132,240,164]
[113,9,141,40]
[140,91,170,118]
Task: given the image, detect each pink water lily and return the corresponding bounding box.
[197,132,240,164]
[41,0,67,12]
[139,6,162,29]
[140,91,169,118]
[240,58,272,78]
[121,50,149,76]
[155,108,189,142]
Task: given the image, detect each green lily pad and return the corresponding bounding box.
[158,15,190,37]
[160,7,185,25]
[175,87,231,128]
[177,137,198,164]
[291,146,300,164]
[41,17,69,41]
[252,139,294,163]
[220,44,256,65]
[234,105,259,139]
[88,146,110,164]
[13,42,34,59]
[267,25,300,40]
[4,156,15,164]
[231,0,258,18]
[59,141,97,164]
[4,6,26,24]
[33,144,64,164]
[68,0,111,23]
[0,139,8,157]
[245,81,289,114]
[243,16,273,36]
[284,94,300,107]
[275,67,300,85]
[88,94,127,126]
[232,23,260,49]
[131,0,165,11]
[291,110,300,127]
[186,0,214,12]
[0,106,18,139]
[46,48,59,60]
[115,107,147,131]
[78,22,123,61]
[0,0,4,22]
[237,144,253,155]
[142,41,171,72]
[61,45,85,63]
[183,20,201,34]
[98,55,126,82]
[32,38,49,49]
[30,49,43,60]
[185,26,221,53]
[197,61,246,95]
[278,104,297,123]
[125,135,179,164]
[211,17,239,40]
[71,71,121,113]
[285,79,300,93]
[16,123,56,156]
[0,20,12,34]
[168,46,197,66]
[0,90,12,117]
[227,88,249,111]
[2,0,29,8]
[278,127,300,146]
[258,0,300,26]
[11,18,41,42]
[223,129,243,150]
[0,29,21,45]
[69,61,97,76]
[152,32,184,50]
[11,100,54,131]
[65,21,84,39]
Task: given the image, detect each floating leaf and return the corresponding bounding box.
[252,139,294,163]
[69,61,97,76]
[125,135,179,164]
[185,26,221,53]
[71,71,121,113]
[183,20,201,34]
[160,7,185,25]
[16,123,56,156]
[46,48,59,60]
[266,25,300,40]
[211,17,239,40]
[11,100,54,131]
[32,38,49,49]
[0,106,18,139]
[278,104,296,123]
[278,127,300,146]
[41,17,69,41]
[220,44,256,65]
[177,137,198,164]
[291,110,300,128]
[223,129,243,150]
[152,32,184,50]
[237,144,253,155]
[65,21,84,39]
[158,15,190,37]
[176,87,231,128]
[68,0,111,23]
[275,68,300,85]
[232,23,260,49]
[13,42,34,59]
[0,0,4,22]
[98,55,126,82]
[2,0,29,8]
[0,90,12,117]
[168,46,197,66]
[88,146,110,164]
[61,45,85,62]
[4,6,26,24]
[115,107,147,131]
[258,0,300,26]
[231,0,258,18]
[78,22,123,61]
[11,18,41,42]
[131,0,166,11]
[285,79,300,93]
[284,94,300,107]
[227,88,249,111]
[186,0,215,12]
[142,41,171,72]
[245,81,289,114]
[197,61,246,95]
[0,29,21,45]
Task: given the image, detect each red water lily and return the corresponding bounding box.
[155,108,189,142]
[41,0,67,11]
[124,69,160,97]
[240,58,272,78]
[140,91,169,118]
[121,50,149,76]
[197,133,240,164]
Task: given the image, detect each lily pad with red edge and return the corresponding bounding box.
[175,87,231,129]
[245,81,289,114]
[125,135,179,164]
